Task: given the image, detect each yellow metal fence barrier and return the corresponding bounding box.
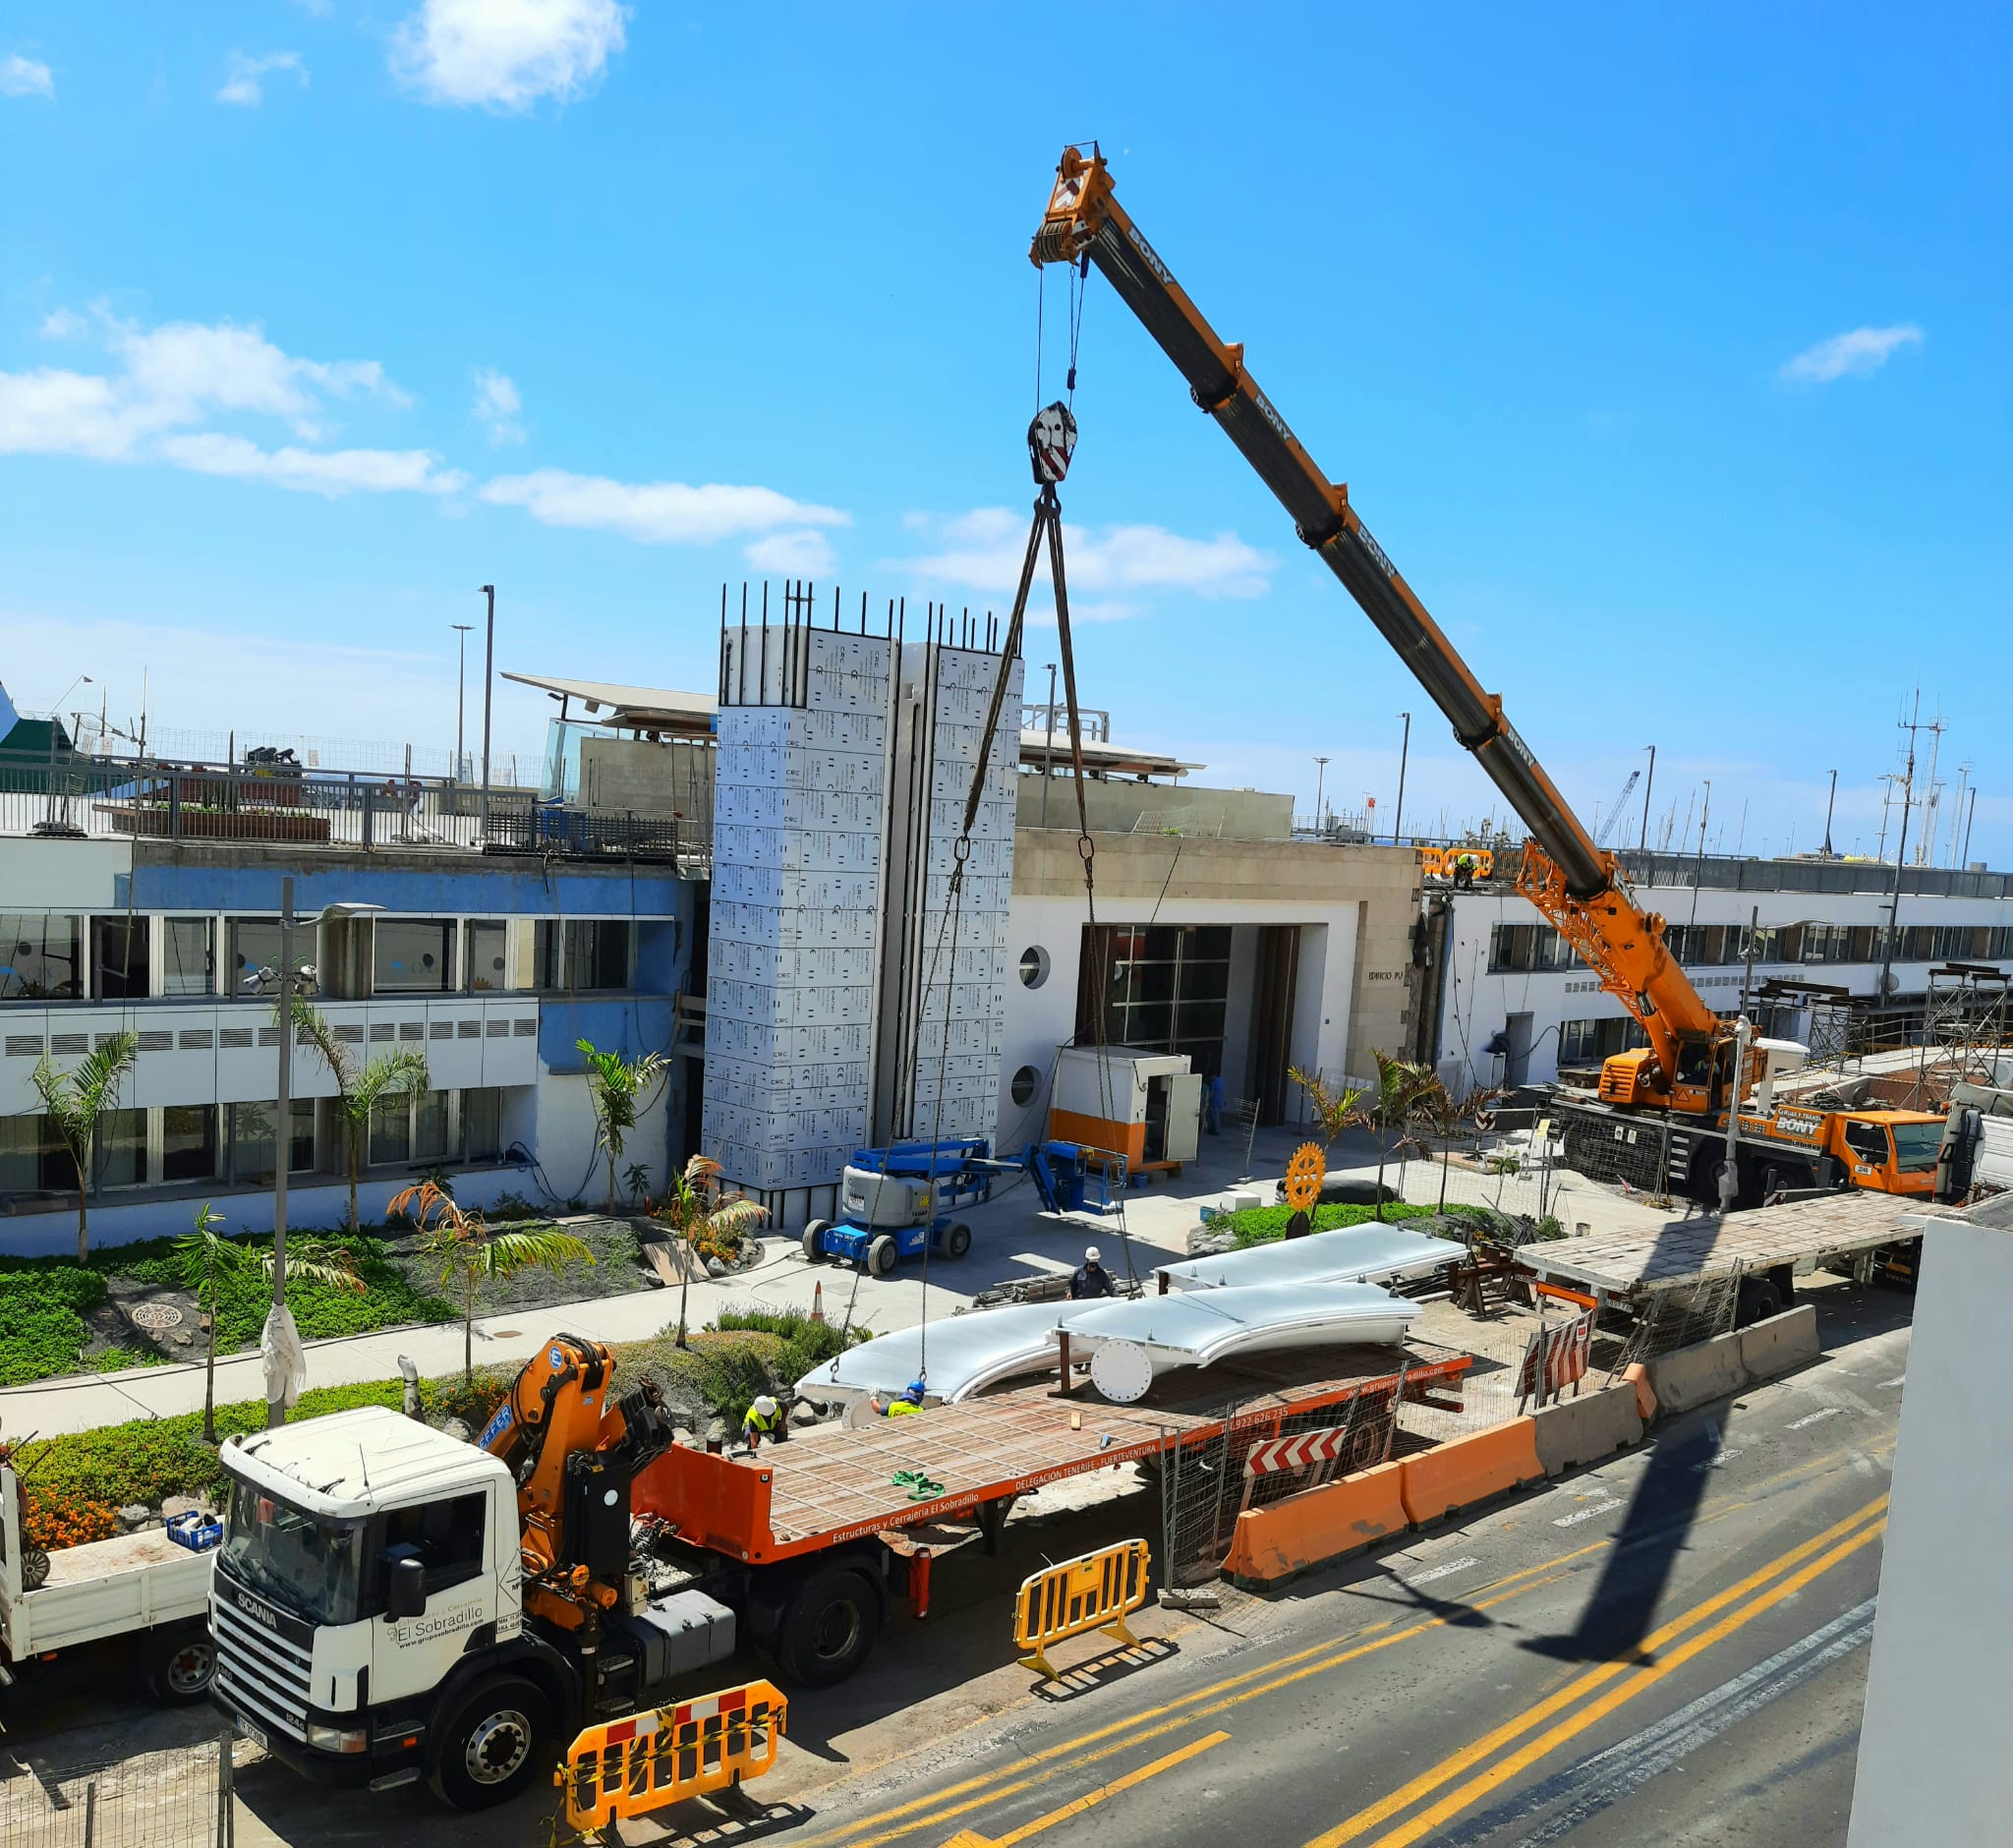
[1013,1538,1151,1679]
[556,1678,786,1833]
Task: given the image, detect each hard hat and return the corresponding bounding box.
[1085,1245,1101,1263]
[904,1379,927,1403]
[752,1395,778,1418]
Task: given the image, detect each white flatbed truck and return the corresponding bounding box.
[0,1462,219,1704]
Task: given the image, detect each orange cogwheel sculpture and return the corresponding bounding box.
[1284,1141,1326,1211]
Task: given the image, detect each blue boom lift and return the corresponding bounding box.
[802,1137,1127,1275]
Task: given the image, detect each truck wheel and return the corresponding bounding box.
[802,1219,830,1261]
[141,1622,217,1705]
[1735,1273,1785,1327]
[428,1674,555,1812]
[944,1222,972,1259]
[869,1235,897,1278]
[776,1566,882,1687]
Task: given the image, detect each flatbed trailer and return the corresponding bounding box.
[633,1342,1471,1564]
[1512,1189,1917,1317]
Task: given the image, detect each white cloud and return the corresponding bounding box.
[745,528,837,578]
[159,433,466,497]
[0,307,448,501]
[1,54,54,98]
[472,367,525,444]
[217,50,309,107]
[891,507,1272,604]
[1780,324,1923,383]
[390,0,628,111]
[38,308,88,340]
[481,469,848,546]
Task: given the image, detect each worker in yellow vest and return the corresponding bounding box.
[741,1393,789,1449]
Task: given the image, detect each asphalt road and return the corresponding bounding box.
[0,1281,1910,1848]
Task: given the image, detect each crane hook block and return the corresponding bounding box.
[1029,400,1078,486]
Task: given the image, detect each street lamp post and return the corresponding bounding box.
[266,880,383,1428]
[452,623,474,782]
[478,585,496,841]
[1313,756,1330,836]
[1822,768,1838,858]
[1393,713,1410,844]
[1639,744,1656,852]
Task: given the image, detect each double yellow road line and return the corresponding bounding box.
[1308,1489,1890,1847]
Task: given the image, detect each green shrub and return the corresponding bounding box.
[0,1300,91,1386]
[0,1267,108,1313]
[1219,1200,1492,1249]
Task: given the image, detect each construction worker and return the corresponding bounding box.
[885,1379,927,1417]
[740,1393,788,1449]
[1455,849,1478,891]
[1068,1245,1117,1299]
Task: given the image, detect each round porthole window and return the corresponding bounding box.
[1009,1065,1041,1107]
[1017,946,1050,989]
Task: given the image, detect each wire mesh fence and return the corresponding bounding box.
[0,1729,239,1848]
[1603,1272,1744,1378]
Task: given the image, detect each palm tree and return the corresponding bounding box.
[175,1203,363,1443]
[655,1155,769,1350]
[577,1039,667,1216]
[1360,1050,1437,1221]
[30,1031,138,1261]
[390,1182,595,1384]
[289,999,429,1230]
[1288,1066,1369,1153]
[1412,1076,1506,1211]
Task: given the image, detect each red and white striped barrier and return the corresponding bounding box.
[1244,1425,1352,1479]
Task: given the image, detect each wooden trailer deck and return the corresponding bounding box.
[634,1343,1471,1565]
[1515,1190,1915,1300]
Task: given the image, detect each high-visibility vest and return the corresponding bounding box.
[743,1405,782,1436]
[886,1398,923,1417]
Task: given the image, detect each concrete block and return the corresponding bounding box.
[1737,1304,1820,1386]
[1225,1461,1410,1588]
[1529,1384,1644,1476]
[1399,1419,1544,1527]
[1643,1329,1747,1418]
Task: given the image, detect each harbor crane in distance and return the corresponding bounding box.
[1028,146,1941,1203]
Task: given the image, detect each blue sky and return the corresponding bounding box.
[2,3,2006,862]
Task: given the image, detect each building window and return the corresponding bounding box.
[0,915,84,1001]
[374,919,453,995]
[1017,947,1051,990]
[1079,924,1233,1077]
[413,1089,450,1163]
[162,1104,218,1183]
[0,1115,63,1194]
[465,921,508,992]
[1487,923,1582,973]
[462,1087,503,1162]
[227,919,285,995]
[533,920,632,993]
[370,1093,415,1166]
[1559,1016,1647,1066]
[163,917,215,997]
[96,1107,148,1189]
[91,917,149,1000]
[228,1100,315,1185]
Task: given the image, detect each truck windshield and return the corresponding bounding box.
[221,1478,367,1626]
[1889,1122,1942,1174]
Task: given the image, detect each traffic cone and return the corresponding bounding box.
[809,1281,826,1325]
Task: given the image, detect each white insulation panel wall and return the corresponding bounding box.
[901,644,1022,1143]
[703,626,891,1198]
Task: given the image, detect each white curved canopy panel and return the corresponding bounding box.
[792,1300,1064,1409]
[1055,1281,1418,1374]
[1158,1225,1466,1295]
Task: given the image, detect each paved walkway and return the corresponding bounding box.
[0,1123,1695,1437]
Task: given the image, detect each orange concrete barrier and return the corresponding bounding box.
[1225,1461,1409,1587]
[1399,1418,1544,1527]
[1623,1362,1658,1423]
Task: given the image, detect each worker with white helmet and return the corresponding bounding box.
[740,1392,789,1450]
[1067,1244,1116,1299]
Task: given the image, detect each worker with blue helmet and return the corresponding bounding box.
[885,1378,927,1417]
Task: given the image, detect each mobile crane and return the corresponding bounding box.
[1029,145,1940,1203]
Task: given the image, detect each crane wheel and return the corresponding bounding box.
[944,1222,972,1259]
[1284,1142,1326,1211]
[802,1219,830,1262]
[868,1235,898,1278]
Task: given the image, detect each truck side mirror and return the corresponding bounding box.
[387,1555,426,1620]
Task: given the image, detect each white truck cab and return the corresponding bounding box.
[211,1402,740,1810]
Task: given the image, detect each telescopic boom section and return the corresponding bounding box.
[1030,146,1728,1098]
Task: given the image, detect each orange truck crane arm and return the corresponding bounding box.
[1031,145,1727,1110]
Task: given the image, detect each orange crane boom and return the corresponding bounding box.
[1030,146,1730,1115]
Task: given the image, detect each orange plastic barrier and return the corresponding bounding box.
[1399,1418,1543,1527]
[1417,845,1495,880]
[1013,1538,1151,1679]
[1225,1461,1409,1587]
[556,1680,786,1831]
[1623,1361,1658,1423]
